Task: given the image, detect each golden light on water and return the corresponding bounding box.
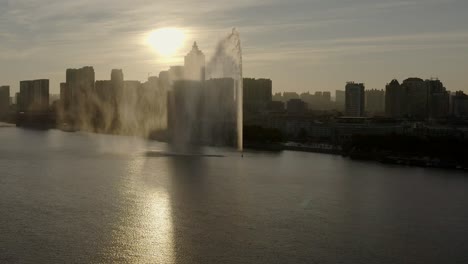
[147,28,186,57]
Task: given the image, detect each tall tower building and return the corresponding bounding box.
[111,69,124,85]
[402,77,427,119]
[345,82,365,117]
[335,90,345,110]
[64,66,95,122]
[0,86,10,119]
[18,80,49,114]
[184,42,206,81]
[426,79,449,119]
[385,79,406,118]
[452,91,468,117]
[365,89,385,116]
[243,78,272,117]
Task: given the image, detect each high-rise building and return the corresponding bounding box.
[111,69,124,108]
[111,69,124,93]
[18,79,49,114]
[365,89,385,116]
[287,99,307,114]
[426,79,449,119]
[335,90,345,110]
[322,91,331,103]
[169,78,236,145]
[385,79,406,118]
[0,86,10,119]
[91,70,124,133]
[63,66,95,124]
[59,83,70,110]
[451,91,468,117]
[243,78,272,117]
[269,101,285,112]
[168,66,185,85]
[95,81,113,101]
[402,78,427,119]
[298,91,332,110]
[345,82,365,117]
[158,71,171,91]
[283,92,300,102]
[184,42,206,81]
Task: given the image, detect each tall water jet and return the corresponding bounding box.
[206,29,243,151]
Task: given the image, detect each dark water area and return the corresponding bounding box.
[1,127,468,263]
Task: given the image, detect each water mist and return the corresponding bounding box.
[207,28,243,151]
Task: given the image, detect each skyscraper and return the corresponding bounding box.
[322,91,331,103]
[287,99,307,113]
[385,79,406,118]
[243,78,272,117]
[184,42,206,81]
[18,80,49,114]
[111,69,124,92]
[169,78,236,146]
[365,89,385,116]
[63,66,95,124]
[402,78,427,119]
[168,66,185,85]
[451,91,468,117]
[335,90,345,110]
[426,79,449,119]
[0,86,10,119]
[345,82,365,117]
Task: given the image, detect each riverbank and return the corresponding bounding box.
[0,122,15,128]
[245,141,468,171]
[10,123,468,171]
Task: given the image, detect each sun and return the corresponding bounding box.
[147,28,186,57]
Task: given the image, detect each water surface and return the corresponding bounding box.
[1,127,467,263]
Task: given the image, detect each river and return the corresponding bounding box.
[1,127,467,263]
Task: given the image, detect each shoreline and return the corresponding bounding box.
[9,124,468,171]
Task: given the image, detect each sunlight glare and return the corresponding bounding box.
[147,28,186,57]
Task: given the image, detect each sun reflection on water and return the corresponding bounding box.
[107,155,175,263]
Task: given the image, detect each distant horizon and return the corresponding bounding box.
[2,69,462,97]
[1,0,467,94]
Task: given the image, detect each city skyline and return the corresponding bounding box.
[1,0,468,94]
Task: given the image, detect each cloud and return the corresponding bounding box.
[1,0,468,93]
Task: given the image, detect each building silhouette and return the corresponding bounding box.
[287,98,307,114]
[168,78,236,146]
[365,89,385,116]
[335,90,345,111]
[168,66,185,85]
[345,82,365,117]
[385,79,406,118]
[184,42,206,81]
[299,91,332,110]
[61,66,95,126]
[282,92,300,102]
[385,77,450,120]
[323,91,331,104]
[0,86,10,119]
[426,79,449,119]
[243,78,272,118]
[18,79,49,114]
[403,78,427,119]
[269,101,285,112]
[451,91,468,117]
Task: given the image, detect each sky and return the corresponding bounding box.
[1,0,468,95]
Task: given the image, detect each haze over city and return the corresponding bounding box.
[1,0,468,94]
[4,1,468,263]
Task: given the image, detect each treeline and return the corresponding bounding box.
[243,125,284,143]
[343,134,468,165]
